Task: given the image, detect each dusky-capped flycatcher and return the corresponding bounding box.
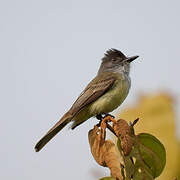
[35,49,139,152]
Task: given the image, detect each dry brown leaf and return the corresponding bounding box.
[113,119,133,156]
[88,125,123,180]
[103,140,123,180]
[88,125,106,166]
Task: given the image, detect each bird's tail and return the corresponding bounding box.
[35,112,73,152]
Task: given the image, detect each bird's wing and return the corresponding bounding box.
[69,72,117,116]
[34,73,117,152]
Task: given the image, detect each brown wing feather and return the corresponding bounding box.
[34,73,117,152]
[69,73,116,116]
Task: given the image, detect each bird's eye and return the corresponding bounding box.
[112,58,117,62]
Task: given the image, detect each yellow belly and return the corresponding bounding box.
[72,76,130,129]
[89,77,130,115]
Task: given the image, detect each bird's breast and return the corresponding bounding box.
[89,75,131,115]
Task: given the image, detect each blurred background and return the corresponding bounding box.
[1,0,180,179]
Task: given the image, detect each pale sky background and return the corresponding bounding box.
[1,0,180,179]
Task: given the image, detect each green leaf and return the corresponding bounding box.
[136,133,166,178]
[117,140,134,180]
[133,158,154,180]
[99,177,115,180]
[117,133,166,179]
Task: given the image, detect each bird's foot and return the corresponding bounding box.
[96,113,115,120]
[102,113,116,124]
[103,113,115,119]
[96,114,103,120]
[95,113,118,139]
[96,113,116,127]
[99,114,116,139]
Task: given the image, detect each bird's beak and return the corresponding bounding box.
[126,55,139,63]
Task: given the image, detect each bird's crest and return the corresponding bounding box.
[102,49,126,61]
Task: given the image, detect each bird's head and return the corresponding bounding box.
[98,49,139,75]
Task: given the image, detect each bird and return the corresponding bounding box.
[35,48,139,152]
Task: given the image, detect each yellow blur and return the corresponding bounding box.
[117,92,180,180]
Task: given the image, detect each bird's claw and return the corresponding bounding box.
[96,113,116,127]
[103,113,115,119]
[102,114,116,124]
[96,114,103,120]
[96,113,115,120]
